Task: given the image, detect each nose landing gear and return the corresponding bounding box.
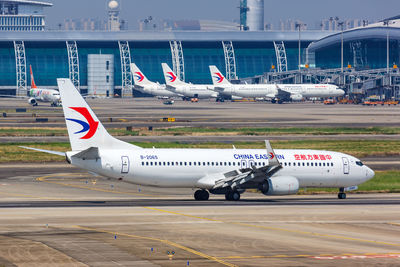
[338,187,346,199]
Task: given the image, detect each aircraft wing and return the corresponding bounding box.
[19,146,65,156]
[275,84,291,98]
[196,141,282,190]
[212,86,226,92]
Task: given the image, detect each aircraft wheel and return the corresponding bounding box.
[225,192,232,201]
[194,189,209,201]
[338,192,346,199]
[278,100,283,104]
[231,191,241,201]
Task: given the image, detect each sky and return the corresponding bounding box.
[45,0,399,30]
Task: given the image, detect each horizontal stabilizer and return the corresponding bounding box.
[19,146,65,156]
[71,147,99,160]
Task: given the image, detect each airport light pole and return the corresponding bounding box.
[296,23,306,79]
[338,21,344,85]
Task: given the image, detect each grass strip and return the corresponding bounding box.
[2,140,400,163]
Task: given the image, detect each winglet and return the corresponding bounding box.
[265,140,280,167]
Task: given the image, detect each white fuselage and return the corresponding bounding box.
[135,83,177,97]
[217,84,344,99]
[167,84,217,99]
[29,88,61,103]
[69,148,374,189]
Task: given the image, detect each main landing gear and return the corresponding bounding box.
[338,187,346,199]
[194,189,209,201]
[225,190,240,201]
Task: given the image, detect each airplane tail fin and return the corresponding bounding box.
[209,65,231,86]
[30,65,37,89]
[161,63,186,87]
[130,63,153,85]
[57,79,142,151]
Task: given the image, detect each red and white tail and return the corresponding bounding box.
[130,63,152,85]
[161,63,186,87]
[209,65,231,86]
[30,65,37,89]
[57,78,142,151]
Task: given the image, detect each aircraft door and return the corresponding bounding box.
[342,157,349,174]
[121,156,129,174]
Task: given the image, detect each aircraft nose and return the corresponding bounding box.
[337,89,345,96]
[366,166,375,180]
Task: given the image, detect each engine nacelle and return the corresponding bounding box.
[259,176,299,195]
[231,95,243,100]
[28,97,37,106]
[290,94,303,101]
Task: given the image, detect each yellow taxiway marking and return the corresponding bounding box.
[35,174,400,249]
[73,225,237,267]
[143,207,400,248]
[219,252,400,260]
[36,173,158,198]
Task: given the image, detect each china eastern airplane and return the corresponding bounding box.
[21,78,374,201]
[161,63,219,100]
[130,63,179,98]
[209,66,345,103]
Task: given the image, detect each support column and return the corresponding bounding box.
[13,41,27,96]
[273,41,288,73]
[169,40,185,81]
[222,41,237,80]
[66,41,80,91]
[118,40,133,97]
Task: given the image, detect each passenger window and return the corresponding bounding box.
[180,162,183,166]
[167,162,170,166]
[146,162,149,166]
[331,163,334,166]
[233,162,235,166]
[154,162,157,166]
[207,162,210,166]
[323,163,325,166]
[193,162,196,166]
[288,162,291,166]
[150,162,153,166]
[212,162,214,166]
[216,162,219,166]
[189,162,191,166]
[203,162,206,166]
[184,162,187,166]
[302,162,305,166]
[307,162,309,166]
[311,163,313,166]
[319,163,322,166]
[220,162,223,166]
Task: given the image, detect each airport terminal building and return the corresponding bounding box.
[1,0,400,97]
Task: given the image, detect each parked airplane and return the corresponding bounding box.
[131,63,179,98]
[21,78,374,201]
[161,63,219,100]
[28,65,61,106]
[209,66,345,103]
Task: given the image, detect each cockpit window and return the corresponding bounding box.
[356,161,364,166]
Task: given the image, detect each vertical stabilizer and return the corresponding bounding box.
[209,65,231,86]
[30,65,37,89]
[161,63,186,87]
[57,78,142,151]
[130,63,153,85]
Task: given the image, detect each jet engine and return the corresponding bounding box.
[28,98,37,106]
[290,94,303,101]
[259,176,299,195]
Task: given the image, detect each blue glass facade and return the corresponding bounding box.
[0,40,310,88]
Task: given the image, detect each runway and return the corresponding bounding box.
[0,168,399,266]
